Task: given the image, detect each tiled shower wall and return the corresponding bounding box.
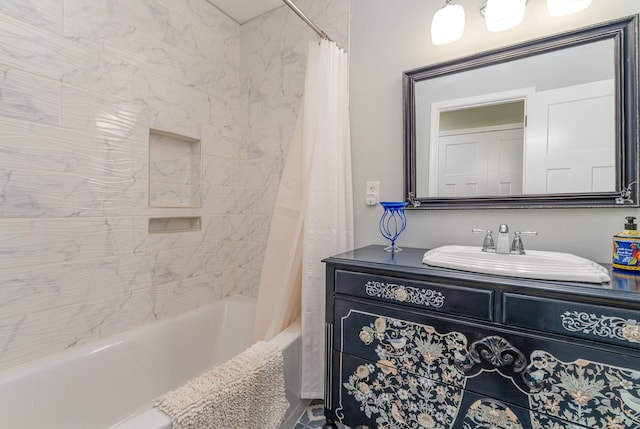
[239,0,349,288]
[0,0,243,372]
[0,0,348,372]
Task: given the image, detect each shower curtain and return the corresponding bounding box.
[253,39,353,399]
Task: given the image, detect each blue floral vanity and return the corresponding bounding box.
[322,245,640,429]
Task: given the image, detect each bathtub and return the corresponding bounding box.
[0,295,307,429]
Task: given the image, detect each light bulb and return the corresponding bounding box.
[484,0,526,32]
[431,2,465,45]
[547,0,592,16]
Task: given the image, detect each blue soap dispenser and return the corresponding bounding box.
[612,216,640,272]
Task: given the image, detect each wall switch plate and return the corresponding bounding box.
[366,181,380,206]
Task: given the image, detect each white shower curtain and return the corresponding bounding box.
[252,39,353,399]
[300,39,353,398]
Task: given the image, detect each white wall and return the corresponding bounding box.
[350,0,640,263]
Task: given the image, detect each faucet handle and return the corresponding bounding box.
[472,228,495,252]
[511,231,538,255]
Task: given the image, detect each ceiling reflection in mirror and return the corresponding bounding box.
[403,16,638,209]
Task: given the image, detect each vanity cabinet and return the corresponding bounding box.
[322,246,640,429]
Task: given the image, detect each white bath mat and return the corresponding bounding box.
[154,341,288,429]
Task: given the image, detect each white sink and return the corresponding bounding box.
[422,245,610,284]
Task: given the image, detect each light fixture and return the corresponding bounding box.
[431,0,465,45]
[484,0,526,32]
[547,0,592,16]
[429,0,587,45]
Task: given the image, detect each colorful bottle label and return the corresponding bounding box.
[613,232,640,271]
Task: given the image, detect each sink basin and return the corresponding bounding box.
[422,245,610,284]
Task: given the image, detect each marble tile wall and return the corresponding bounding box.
[0,0,244,372]
[239,0,350,292]
[0,0,348,372]
[148,131,202,208]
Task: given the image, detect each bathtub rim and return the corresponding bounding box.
[111,315,304,429]
[0,295,303,429]
[0,296,254,383]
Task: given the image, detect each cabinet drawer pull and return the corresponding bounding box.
[364,280,445,308]
[623,324,640,343]
[561,311,640,344]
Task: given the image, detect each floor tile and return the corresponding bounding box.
[291,400,350,429]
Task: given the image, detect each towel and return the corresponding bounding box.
[154,341,289,429]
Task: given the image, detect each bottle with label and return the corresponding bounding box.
[612,216,640,271]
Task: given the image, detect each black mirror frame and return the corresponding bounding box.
[403,15,639,210]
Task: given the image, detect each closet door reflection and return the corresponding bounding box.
[525,79,615,194]
[435,126,524,197]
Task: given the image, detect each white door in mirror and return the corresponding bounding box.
[525,79,615,194]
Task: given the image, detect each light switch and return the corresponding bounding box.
[366,181,380,206]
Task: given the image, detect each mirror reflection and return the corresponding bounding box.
[414,39,615,198]
[403,15,639,209]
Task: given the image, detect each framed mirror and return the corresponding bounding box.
[403,15,639,209]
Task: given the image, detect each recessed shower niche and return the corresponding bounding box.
[148,129,202,208]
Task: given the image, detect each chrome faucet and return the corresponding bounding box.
[510,231,538,255]
[496,224,510,254]
[473,224,537,254]
[471,228,495,252]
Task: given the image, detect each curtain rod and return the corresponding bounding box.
[281,0,334,44]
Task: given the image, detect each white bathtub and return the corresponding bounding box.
[0,295,307,429]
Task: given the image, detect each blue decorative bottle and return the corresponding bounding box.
[379,202,408,252]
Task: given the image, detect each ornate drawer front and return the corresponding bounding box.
[525,349,640,429]
[334,299,640,428]
[502,293,640,349]
[335,270,494,320]
[335,301,469,390]
[461,395,590,429]
[335,299,544,408]
[334,350,465,429]
[333,351,592,429]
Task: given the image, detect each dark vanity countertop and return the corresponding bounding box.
[323,245,640,307]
